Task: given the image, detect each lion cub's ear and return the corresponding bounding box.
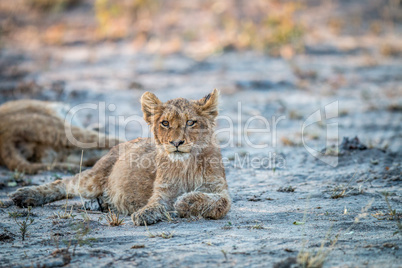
[141,92,162,125]
[196,89,219,119]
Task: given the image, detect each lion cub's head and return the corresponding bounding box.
[141,89,219,161]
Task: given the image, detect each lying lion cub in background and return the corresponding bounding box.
[0,99,122,174]
[10,90,231,225]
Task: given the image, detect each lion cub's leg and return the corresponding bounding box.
[10,177,72,207]
[9,145,120,208]
[174,190,231,220]
[9,168,104,207]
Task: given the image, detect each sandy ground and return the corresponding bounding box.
[0,2,401,267]
[0,45,401,267]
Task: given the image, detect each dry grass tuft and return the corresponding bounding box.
[147,230,174,239]
[105,208,125,227]
[297,250,327,268]
[330,171,362,199]
[382,192,402,235]
[14,206,35,241]
[144,222,174,239]
[159,231,174,239]
[52,206,76,220]
[163,211,176,222]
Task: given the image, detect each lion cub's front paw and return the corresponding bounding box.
[174,193,203,218]
[131,208,163,226]
[9,187,43,207]
[174,200,191,218]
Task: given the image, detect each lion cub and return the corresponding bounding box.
[10,90,231,225]
[0,99,122,174]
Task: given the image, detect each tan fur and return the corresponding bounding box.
[0,99,122,174]
[9,90,231,225]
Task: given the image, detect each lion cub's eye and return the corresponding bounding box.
[161,120,169,127]
[187,120,196,126]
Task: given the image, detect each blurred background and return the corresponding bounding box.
[0,0,401,147]
[1,0,401,57]
[1,3,401,267]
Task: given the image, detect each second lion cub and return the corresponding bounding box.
[10,90,231,225]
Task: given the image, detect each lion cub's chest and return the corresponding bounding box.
[160,161,204,195]
[175,175,204,194]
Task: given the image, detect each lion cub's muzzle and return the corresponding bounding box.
[170,140,184,150]
[164,139,192,155]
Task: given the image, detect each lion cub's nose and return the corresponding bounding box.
[170,140,185,147]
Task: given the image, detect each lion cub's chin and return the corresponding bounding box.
[168,152,191,162]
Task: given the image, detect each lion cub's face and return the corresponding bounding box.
[141,89,219,161]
